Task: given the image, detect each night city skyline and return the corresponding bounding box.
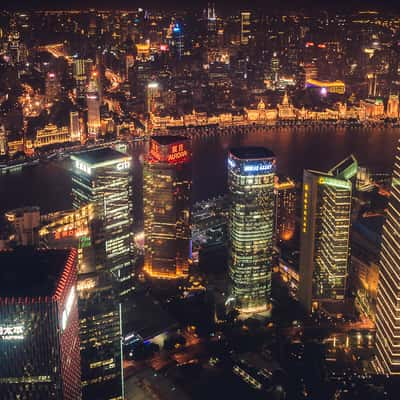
[2,1,400,399]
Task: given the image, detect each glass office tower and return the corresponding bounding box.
[298,155,357,313]
[228,147,276,314]
[144,136,191,280]
[0,248,81,400]
[374,142,400,375]
[71,148,133,400]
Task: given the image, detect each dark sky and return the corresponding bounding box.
[3,0,400,12]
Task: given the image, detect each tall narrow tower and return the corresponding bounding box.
[374,141,400,375]
[228,147,276,314]
[86,72,101,138]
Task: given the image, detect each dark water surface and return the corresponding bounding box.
[1,126,399,220]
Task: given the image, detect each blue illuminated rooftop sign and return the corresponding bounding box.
[228,156,275,175]
[244,163,273,172]
[173,24,181,33]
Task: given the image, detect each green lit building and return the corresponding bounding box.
[228,147,276,314]
[298,155,357,313]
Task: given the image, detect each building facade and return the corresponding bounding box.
[5,206,41,246]
[0,248,81,399]
[228,147,276,314]
[34,124,70,149]
[274,177,296,242]
[374,141,400,375]
[71,148,133,399]
[86,73,101,138]
[144,136,192,280]
[298,155,357,312]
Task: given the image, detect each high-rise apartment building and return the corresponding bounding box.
[228,147,276,314]
[298,155,357,312]
[0,248,81,399]
[374,141,400,375]
[144,136,192,280]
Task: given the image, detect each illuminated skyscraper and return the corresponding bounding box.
[7,20,20,65]
[86,73,101,138]
[0,124,7,156]
[298,155,357,312]
[73,58,92,101]
[387,94,399,118]
[144,136,191,280]
[274,177,296,242]
[374,141,400,375]
[0,248,81,399]
[240,11,251,45]
[69,111,81,142]
[45,72,60,104]
[71,148,134,295]
[171,23,184,58]
[207,2,217,48]
[146,82,160,114]
[71,148,133,400]
[228,147,276,314]
[271,52,280,85]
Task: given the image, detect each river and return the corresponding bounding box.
[0,126,399,224]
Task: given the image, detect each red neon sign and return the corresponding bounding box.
[149,140,189,163]
[167,143,188,163]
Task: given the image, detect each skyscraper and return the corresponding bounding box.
[240,11,251,45]
[0,248,81,399]
[146,82,160,114]
[73,58,92,101]
[228,147,276,314]
[271,52,280,85]
[45,72,61,104]
[0,124,7,156]
[71,148,133,399]
[70,111,81,142]
[71,148,134,295]
[298,155,357,313]
[387,94,399,118]
[274,177,296,242]
[144,136,191,280]
[374,142,400,375]
[86,72,101,138]
[171,23,184,58]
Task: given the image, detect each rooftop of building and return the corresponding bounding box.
[71,147,129,166]
[0,248,74,299]
[230,146,275,160]
[151,135,190,145]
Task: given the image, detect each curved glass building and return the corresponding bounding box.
[228,147,276,314]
